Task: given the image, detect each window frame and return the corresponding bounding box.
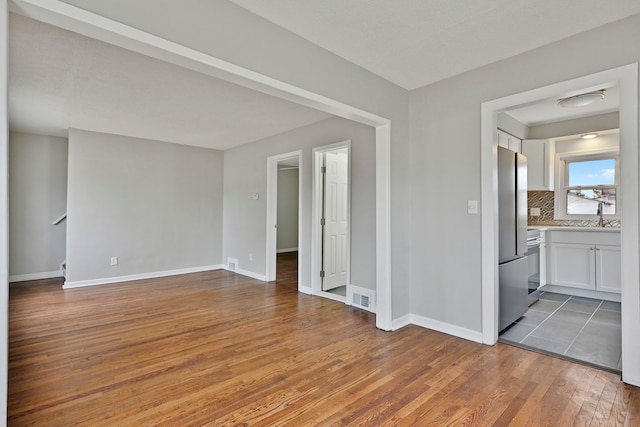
[554,148,620,220]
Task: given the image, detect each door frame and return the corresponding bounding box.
[266,151,302,284]
[480,64,640,385]
[311,141,351,300]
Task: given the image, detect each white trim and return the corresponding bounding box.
[9,0,393,332]
[540,284,620,302]
[554,147,620,220]
[0,2,8,420]
[266,151,302,284]
[311,141,351,296]
[229,267,269,282]
[375,124,392,331]
[298,285,313,295]
[392,314,483,343]
[276,248,298,254]
[10,270,63,282]
[62,264,225,289]
[391,314,412,331]
[481,64,640,386]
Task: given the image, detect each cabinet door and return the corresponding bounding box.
[550,242,595,289]
[596,245,621,293]
[522,139,554,191]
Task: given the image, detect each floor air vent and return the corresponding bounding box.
[227,257,238,272]
[353,293,370,310]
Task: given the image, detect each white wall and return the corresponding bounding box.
[408,14,640,333]
[555,132,619,154]
[276,167,298,251]
[9,132,67,280]
[529,112,619,139]
[223,117,376,291]
[65,129,224,285]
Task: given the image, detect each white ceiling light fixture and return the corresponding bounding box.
[557,89,606,108]
[581,133,598,139]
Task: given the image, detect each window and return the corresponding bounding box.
[555,149,619,219]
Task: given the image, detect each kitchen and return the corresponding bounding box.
[496,87,622,372]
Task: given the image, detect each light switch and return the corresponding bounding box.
[467,200,478,214]
[530,207,541,217]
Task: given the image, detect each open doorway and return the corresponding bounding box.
[275,158,300,284]
[481,64,640,384]
[312,142,350,302]
[266,151,302,286]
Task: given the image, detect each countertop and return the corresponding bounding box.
[528,225,621,233]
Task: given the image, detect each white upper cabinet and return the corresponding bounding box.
[497,129,521,153]
[522,139,554,191]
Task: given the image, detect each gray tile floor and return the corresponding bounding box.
[500,291,622,372]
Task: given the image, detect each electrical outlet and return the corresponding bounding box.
[530,207,541,217]
[111,256,118,266]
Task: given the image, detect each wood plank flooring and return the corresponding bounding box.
[8,253,640,426]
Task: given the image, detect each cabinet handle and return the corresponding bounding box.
[590,247,594,250]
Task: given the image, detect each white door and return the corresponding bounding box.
[322,150,348,290]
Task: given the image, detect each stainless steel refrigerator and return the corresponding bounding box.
[498,146,529,332]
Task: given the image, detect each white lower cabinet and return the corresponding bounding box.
[595,245,621,293]
[549,231,621,294]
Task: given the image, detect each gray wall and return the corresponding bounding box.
[60,0,411,320]
[276,167,299,251]
[223,117,376,291]
[66,129,224,284]
[9,132,68,278]
[408,13,640,332]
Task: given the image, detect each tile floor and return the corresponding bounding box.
[500,291,622,372]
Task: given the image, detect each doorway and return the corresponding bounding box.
[266,151,302,286]
[312,142,351,302]
[480,64,640,384]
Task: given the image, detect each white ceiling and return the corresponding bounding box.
[8,13,331,150]
[506,84,620,126]
[228,0,640,90]
[10,2,640,147]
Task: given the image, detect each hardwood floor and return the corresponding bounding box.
[8,253,640,426]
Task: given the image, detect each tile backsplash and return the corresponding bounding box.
[527,190,620,228]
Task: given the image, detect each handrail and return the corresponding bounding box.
[52,213,67,225]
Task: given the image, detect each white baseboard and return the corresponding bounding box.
[63,265,225,289]
[392,314,483,344]
[230,267,268,282]
[276,248,298,253]
[391,314,412,331]
[623,373,640,388]
[10,270,64,283]
[298,285,312,295]
[540,284,621,302]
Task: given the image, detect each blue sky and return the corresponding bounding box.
[568,159,615,186]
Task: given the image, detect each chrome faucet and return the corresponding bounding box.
[597,201,605,227]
